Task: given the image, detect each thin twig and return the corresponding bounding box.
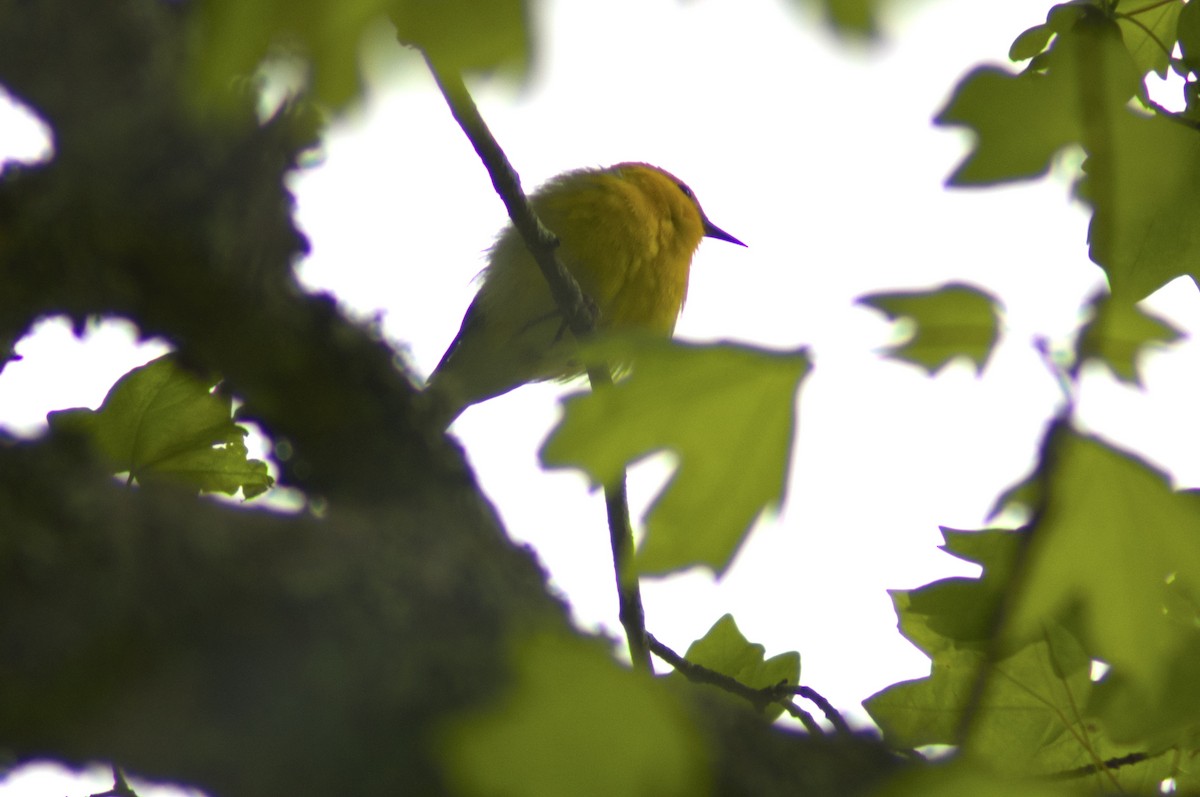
[1045,751,1151,780]
[87,765,137,797]
[423,56,651,671]
[423,56,595,339]
[605,475,652,670]
[646,632,828,735]
[792,685,852,734]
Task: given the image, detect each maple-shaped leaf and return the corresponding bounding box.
[858,283,1002,375]
[1006,427,1200,701]
[672,614,800,721]
[442,631,707,797]
[540,336,809,577]
[869,529,1179,787]
[939,12,1139,185]
[49,354,273,499]
[1075,290,1183,385]
[865,628,1106,775]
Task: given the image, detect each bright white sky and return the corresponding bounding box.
[4,0,1200,793]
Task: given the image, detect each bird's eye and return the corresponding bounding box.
[676,182,695,200]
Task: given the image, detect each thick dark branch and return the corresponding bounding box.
[0,434,558,796]
[0,2,448,503]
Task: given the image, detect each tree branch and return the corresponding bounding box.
[646,632,852,736]
[423,56,651,671]
[605,476,651,669]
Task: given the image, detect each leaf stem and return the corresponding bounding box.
[605,475,652,670]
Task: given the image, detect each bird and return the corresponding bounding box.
[425,161,745,425]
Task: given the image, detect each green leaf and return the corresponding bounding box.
[392,0,530,76]
[1009,22,1055,62]
[1080,110,1200,300]
[540,337,810,576]
[865,646,977,749]
[1007,429,1200,698]
[894,529,1023,657]
[876,760,1088,797]
[866,626,1092,766]
[867,617,1174,786]
[441,631,707,797]
[938,16,1138,186]
[1116,0,1181,78]
[1089,632,1200,746]
[937,64,1077,184]
[858,283,1002,375]
[674,614,800,721]
[1007,2,1090,63]
[1075,291,1183,385]
[187,0,530,111]
[188,0,392,110]
[48,354,273,498]
[786,0,876,36]
[869,517,1186,787]
[1176,0,1200,72]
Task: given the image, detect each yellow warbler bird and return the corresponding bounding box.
[426,162,745,424]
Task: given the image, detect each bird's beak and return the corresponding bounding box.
[702,216,746,247]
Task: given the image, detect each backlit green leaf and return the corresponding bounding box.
[48,355,272,498]
[1116,0,1181,78]
[187,0,530,111]
[939,16,1138,186]
[1075,291,1183,384]
[1175,0,1200,71]
[540,337,809,576]
[392,0,530,76]
[675,614,800,721]
[1080,110,1200,300]
[1007,430,1200,698]
[858,283,1001,375]
[870,575,1175,787]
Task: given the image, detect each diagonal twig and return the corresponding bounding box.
[646,632,853,735]
[423,56,651,671]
